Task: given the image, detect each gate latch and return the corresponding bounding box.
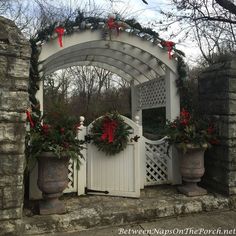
[84,135,93,143]
[130,135,140,142]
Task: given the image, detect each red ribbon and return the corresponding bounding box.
[161,41,175,59]
[26,110,34,128]
[107,17,120,35]
[55,26,65,47]
[101,118,118,143]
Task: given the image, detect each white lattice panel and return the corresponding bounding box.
[64,159,77,193]
[138,78,166,109]
[144,137,171,186]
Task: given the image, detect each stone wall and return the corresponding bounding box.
[0,16,31,235]
[199,56,236,195]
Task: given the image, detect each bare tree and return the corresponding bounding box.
[43,65,130,120]
[157,0,236,64]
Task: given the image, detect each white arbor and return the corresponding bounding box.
[30,28,181,199]
[37,30,179,123]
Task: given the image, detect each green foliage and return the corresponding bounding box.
[29,39,41,115]
[90,112,131,155]
[25,109,85,170]
[176,56,191,111]
[163,108,219,153]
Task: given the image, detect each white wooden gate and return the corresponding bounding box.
[86,116,141,198]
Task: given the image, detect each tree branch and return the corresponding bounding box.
[216,0,236,16]
[192,15,236,24]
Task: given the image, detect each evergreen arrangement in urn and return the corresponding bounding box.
[164,108,219,153]
[26,107,84,169]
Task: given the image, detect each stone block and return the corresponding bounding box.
[0,123,25,142]
[204,163,229,186]
[0,77,28,92]
[0,189,3,208]
[12,78,29,91]
[229,147,236,162]
[0,219,24,236]
[199,99,229,115]
[199,58,236,75]
[2,186,23,208]
[0,111,26,123]
[0,56,7,75]
[0,154,25,175]
[229,79,236,92]
[216,120,236,139]
[7,57,30,78]
[202,178,230,195]
[199,76,229,94]
[229,100,236,115]
[0,141,25,154]
[229,187,236,195]
[206,146,236,171]
[0,44,30,59]
[0,175,23,187]
[220,138,236,147]
[0,207,22,220]
[155,204,175,218]
[182,201,202,214]
[203,166,236,192]
[228,171,236,187]
[229,196,236,208]
[0,91,29,112]
[0,16,29,45]
[198,92,230,102]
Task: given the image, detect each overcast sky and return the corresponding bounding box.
[87,0,201,65]
[14,0,201,65]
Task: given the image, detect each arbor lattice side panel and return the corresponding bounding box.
[144,138,171,186]
[137,78,166,110]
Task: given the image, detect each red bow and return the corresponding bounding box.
[55,26,65,47]
[161,41,175,59]
[26,110,34,128]
[101,118,118,143]
[107,17,120,36]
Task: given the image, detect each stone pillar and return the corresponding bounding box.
[0,16,31,235]
[198,56,236,195]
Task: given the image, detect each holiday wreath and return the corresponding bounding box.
[90,112,131,155]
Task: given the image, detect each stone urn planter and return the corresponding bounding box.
[37,152,69,215]
[177,144,208,197]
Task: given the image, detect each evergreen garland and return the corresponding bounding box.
[29,39,42,120]
[90,112,131,155]
[176,55,191,111]
[29,12,187,117]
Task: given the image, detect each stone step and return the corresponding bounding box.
[23,186,236,235]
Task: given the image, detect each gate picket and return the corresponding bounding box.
[86,115,141,198]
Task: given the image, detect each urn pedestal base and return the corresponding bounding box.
[39,193,66,215]
[178,182,207,197]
